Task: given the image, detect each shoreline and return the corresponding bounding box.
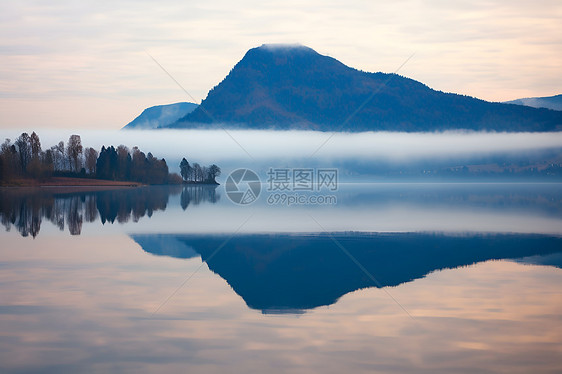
[1,177,220,189]
[0,177,144,188]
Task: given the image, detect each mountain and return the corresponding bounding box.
[166,44,562,132]
[505,94,562,111]
[123,102,197,130]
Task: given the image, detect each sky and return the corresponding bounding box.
[0,0,561,130]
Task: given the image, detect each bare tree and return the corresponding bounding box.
[51,141,65,171]
[207,164,221,183]
[15,133,31,173]
[180,158,191,181]
[30,132,41,160]
[67,135,83,172]
[42,149,54,175]
[84,147,98,175]
[116,145,131,180]
[192,163,202,182]
[1,138,18,179]
[27,132,42,177]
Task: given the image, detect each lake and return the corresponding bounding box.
[1,183,561,373]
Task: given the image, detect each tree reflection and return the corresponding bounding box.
[0,185,219,237]
[180,185,220,210]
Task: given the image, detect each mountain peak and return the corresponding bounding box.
[238,43,327,69]
[257,43,307,50]
[252,43,318,55]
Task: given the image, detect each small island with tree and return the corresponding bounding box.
[179,158,221,185]
[0,131,221,187]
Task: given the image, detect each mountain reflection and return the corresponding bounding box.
[133,233,562,313]
[0,185,219,237]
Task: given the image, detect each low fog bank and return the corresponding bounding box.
[2,129,561,180]
[5,129,561,160]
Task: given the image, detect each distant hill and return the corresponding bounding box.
[123,102,197,130]
[505,94,562,111]
[166,44,562,132]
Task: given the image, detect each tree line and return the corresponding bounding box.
[1,132,220,185]
[1,132,91,180]
[95,145,171,184]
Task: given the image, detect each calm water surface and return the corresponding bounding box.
[1,183,561,373]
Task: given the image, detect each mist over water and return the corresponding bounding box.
[3,129,561,179]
